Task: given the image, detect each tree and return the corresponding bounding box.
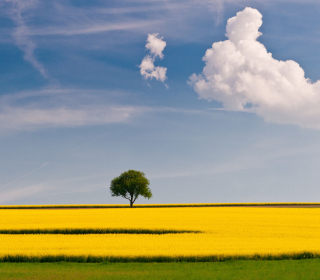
[110,170,152,207]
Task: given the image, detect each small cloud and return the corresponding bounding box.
[189,7,320,130]
[139,33,167,83]
[145,33,166,58]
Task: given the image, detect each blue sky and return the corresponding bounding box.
[1,0,320,205]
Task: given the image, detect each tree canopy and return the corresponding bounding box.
[110,170,152,207]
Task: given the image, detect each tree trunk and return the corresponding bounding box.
[130,193,134,208]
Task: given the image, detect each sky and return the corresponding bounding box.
[1,0,320,205]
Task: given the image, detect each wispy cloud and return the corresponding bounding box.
[0,104,218,134]
[0,86,219,134]
[1,0,224,44]
[2,0,49,78]
[0,184,46,204]
[0,86,142,133]
[97,3,184,15]
[148,155,260,180]
[0,105,146,133]
[28,21,162,36]
[192,0,225,25]
[1,162,49,189]
[148,139,320,180]
[70,134,108,152]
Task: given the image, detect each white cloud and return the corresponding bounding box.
[189,7,320,129]
[140,33,167,82]
[145,33,166,58]
[2,0,49,79]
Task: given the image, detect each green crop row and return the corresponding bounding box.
[1,252,320,263]
[0,228,200,235]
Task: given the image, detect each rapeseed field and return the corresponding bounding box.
[0,207,320,262]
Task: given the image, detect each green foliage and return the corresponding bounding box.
[110,170,152,207]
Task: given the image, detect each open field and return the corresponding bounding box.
[0,206,320,261]
[1,259,320,280]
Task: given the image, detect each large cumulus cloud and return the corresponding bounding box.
[189,7,320,129]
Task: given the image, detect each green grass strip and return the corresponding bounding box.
[0,228,201,235]
[2,260,320,280]
[1,202,320,209]
[0,252,320,263]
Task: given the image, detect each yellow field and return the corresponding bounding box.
[1,207,320,260]
[1,202,319,209]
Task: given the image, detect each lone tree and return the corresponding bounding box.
[110,170,152,207]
